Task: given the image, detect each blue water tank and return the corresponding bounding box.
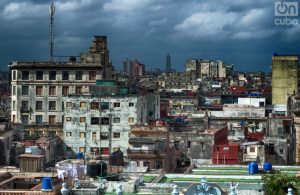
[76,152,83,159]
[41,177,53,191]
[249,162,259,174]
[263,162,272,172]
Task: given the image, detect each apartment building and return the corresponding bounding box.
[63,93,160,158]
[9,36,114,137]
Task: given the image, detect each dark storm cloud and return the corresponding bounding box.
[0,0,300,72]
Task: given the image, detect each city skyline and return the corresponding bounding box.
[0,0,300,72]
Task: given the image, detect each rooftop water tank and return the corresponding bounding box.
[263,162,272,172]
[41,177,53,191]
[76,152,84,159]
[249,162,258,174]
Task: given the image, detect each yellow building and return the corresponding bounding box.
[272,55,299,105]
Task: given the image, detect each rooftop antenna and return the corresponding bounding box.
[49,0,55,62]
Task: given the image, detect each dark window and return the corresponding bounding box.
[268,144,275,154]
[21,115,29,124]
[22,86,29,95]
[62,71,69,80]
[129,102,134,107]
[36,101,43,111]
[49,71,56,80]
[89,71,96,80]
[75,86,82,94]
[100,133,109,140]
[113,132,120,138]
[36,71,43,80]
[114,102,120,107]
[101,117,110,125]
[91,102,99,109]
[22,71,29,80]
[36,115,43,124]
[62,86,69,96]
[91,117,99,125]
[259,101,265,107]
[49,101,56,111]
[75,71,83,80]
[101,102,109,110]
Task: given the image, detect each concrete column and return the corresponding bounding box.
[116,184,123,195]
[60,183,69,195]
[171,184,179,195]
[287,188,293,195]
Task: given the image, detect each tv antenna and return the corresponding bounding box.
[49,0,55,62]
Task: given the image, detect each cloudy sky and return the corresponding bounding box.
[0,0,300,72]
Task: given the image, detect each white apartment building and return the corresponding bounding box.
[9,36,114,137]
[63,94,160,158]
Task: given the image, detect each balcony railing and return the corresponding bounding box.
[127,149,161,155]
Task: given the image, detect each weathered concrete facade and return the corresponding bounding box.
[272,55,299,105]
[9,36,114,137]
[63,94,159,158]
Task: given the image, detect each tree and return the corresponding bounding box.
[263,173,300,195]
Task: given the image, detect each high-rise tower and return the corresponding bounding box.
[165,53,171,72]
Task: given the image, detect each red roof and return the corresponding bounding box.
[229,86,247,94]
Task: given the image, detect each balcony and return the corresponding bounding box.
[127,149,161,156]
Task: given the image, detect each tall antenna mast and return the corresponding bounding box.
[49,0,55,62]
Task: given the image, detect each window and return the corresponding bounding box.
[143,161,150,167]
[66,117,72,122]
[259,101,265,107]
[49,86,56,96]
[100,147,109,155]
[75,71,83,80]
[36,86,43,96]
[113,132,120,138]
[66,102,72,107]
[79,147,85,153]
[36,101,43,111]
[49,101,56,111]
[280,148,283,155]
[128,117,134,123]
[91,102,99,109]
[62,86,69,96]
[12,71,16,80]
[49,71,56,80]
[21,115,29,124]
[250,147,256,153]
[129,102,134,107]
[62,71,69,80]
[80,117,86,123]
[21,101,28,110]
[114,102,120,107]
[91,147,99,155]
[91,117,99,125]
[101,102,109,109]
[100,132,109,140]
[36,115,43,124]
[49,115,56,125]
[89,71,96,80]
[22,86,29,95]
[66,147,72,151]
[22,71,29,80]
[75,86,82,94]
[92,132,97,140]
[13,101,16,111]
[12,86,16,95]
[113,117,120,123]
[80,102,86,108]
[66,132,72,137]
[101,117,110,125]
[36,71,43,80]
[79,132,86,138]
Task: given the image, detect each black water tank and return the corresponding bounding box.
[86,163,99,177]
[97,161,107,177]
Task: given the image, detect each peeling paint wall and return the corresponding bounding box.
[63,94,155,157]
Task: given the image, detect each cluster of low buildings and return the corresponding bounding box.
[0,35,299,194]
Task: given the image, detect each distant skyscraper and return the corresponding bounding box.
[165,54,171,72]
